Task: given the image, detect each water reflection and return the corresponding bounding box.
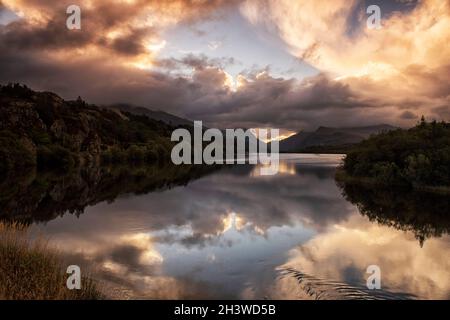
[277,214,450,299]
[0,154,448,299]
[0,164,217,223]
[338,182,450,245]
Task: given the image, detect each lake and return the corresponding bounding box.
[3,154,449,299]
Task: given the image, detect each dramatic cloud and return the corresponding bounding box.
[240,0,450,127]
[0,0,238,65]
[241,0,450,75]
[0,0,449,130]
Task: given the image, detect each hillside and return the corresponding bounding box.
[0,84,175,173]
[107,103,193,127]
[279,124,396,153]
[338,118,450,191]
[107,104,269,152]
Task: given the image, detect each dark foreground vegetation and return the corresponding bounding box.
[339,118,450,192]
[0,222,103,299]
[0,84,176,175]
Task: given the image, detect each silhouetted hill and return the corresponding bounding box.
[0,83,175,173]
[280,124,397,152]
[338,118,450,191]
[107,103,193,127]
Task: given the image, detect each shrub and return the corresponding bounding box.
[0,130,35,173]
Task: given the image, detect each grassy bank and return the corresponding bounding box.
[0,223,103,300]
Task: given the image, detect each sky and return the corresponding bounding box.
[0,0,449,131]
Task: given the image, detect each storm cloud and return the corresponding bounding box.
[0,0,449,130]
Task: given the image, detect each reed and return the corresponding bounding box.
[0,222,103,300]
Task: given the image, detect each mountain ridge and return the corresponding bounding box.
[280,124,397,152]
[106,103,193,127]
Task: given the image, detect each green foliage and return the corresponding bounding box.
[101,141,172,165]
[0,84,176,172]
[0,130,35,173]
[343,120,450,188]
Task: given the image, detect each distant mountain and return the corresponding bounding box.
[280,124,397,153]
[107,104,267,153]
[107,103,192,127]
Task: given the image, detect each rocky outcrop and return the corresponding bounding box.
[0,100,46,133]
[0,86,107,157]
[0,84,175,172]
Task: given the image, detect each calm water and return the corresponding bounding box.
[5,154,449,299]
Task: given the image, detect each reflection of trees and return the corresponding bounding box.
[338,181,450,245]
[0,164,218,224]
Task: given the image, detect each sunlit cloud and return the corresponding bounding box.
[222,212,245,232]
[0,0,448,129]
[240,0,450,125]
[241,0,450,76]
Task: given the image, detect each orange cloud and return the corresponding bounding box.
[241,0,450,123]
[1,0,237,65]
[1,0,448,128]
[241,0,450,76]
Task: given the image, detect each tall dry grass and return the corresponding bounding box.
[0,222,103,300]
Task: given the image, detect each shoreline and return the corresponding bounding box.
[335,168,450,195]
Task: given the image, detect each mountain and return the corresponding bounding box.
[107,103,192,127]
[0,84,268,175]
[107,104,269,153]
[280,124,397,153]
